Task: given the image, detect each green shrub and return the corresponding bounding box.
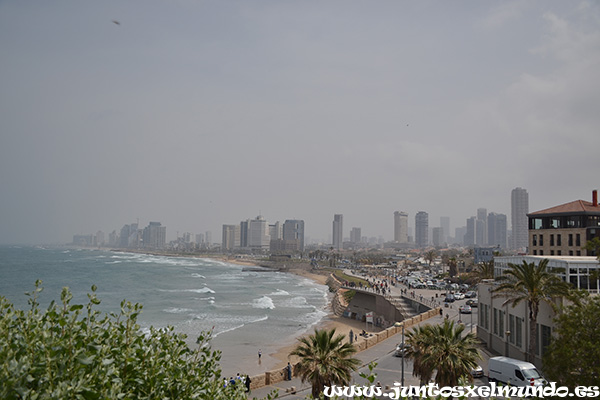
[0,280,262,400]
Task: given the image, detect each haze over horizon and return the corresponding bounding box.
[1,1,599,245]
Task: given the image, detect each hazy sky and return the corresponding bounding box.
[1,1,599,245]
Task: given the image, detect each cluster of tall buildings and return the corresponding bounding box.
[222,216,305,252]
[384,187,530,250]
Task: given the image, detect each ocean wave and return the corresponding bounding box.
[212,315,269,338]
[269,289,290,296]
[282,296,310,308]
[158,287,216,294]
[191,273,206,279]
[163,307,194,314]
[252,296,275,309]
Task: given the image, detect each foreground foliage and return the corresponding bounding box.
[543,293,600,387]
[0,281,254,400]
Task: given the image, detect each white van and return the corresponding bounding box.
[488,356,546,387]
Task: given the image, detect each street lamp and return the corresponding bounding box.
[401,323,405,387]
[505,331,511,357]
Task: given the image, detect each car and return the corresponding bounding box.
[465,291,477,298]
[394,343,411,357]
[471,365,484,378]
[459,305,472,314]
[454,292,465,300]
[444,294,455,303]
[466,299,478,307]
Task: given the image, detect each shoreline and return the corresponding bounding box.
[109,249,381,375]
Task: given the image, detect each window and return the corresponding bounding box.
[540,250,544,255]
[550,234,554,246]
[550,218,561,228]
[551,250,555,255]
[557,234,562,246]
[569,234,573,246]
[515,370,525,381]
[539,235,544,246]
[557,250,561,255]
[532,235,537,246]
[577,250,581,256]
[531,218,543,229]
[509,314,515,344]
[533,250,537,255]
[541,325,552,356]
[493,308,498,335]
[569,250,574,256]
[576,234,581,246]
[499,310,505,338]
[515,318,523,347]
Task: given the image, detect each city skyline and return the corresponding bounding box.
[1,1,599,245]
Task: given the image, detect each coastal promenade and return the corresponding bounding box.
[250,269,484,399]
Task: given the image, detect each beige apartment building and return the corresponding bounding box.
[528,190,600,256]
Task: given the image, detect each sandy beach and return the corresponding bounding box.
[211,256,383,377]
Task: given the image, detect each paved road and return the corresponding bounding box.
[250,272,490,399]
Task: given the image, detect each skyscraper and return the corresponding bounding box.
[415,211,428,248]
[282,219,305,251]
[332,214,343,250]
[350,227,362,244]
[248,216,270,249]
[487,212,507,248]
[440,216,450,243]
[511,187,529,251]
[476,208,487,246]
[394,211,408,243]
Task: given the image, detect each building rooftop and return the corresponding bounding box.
[528,199,600,216]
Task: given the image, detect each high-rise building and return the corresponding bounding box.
[487,212,507,248]
[432,227,443,247]
[248,216,270,249]
[143,222,166,249]
[282,219,305,251]
[415,211,429,248]
[476,208,487,245]
[511,187,529,251]
[332,214,343,250]
[222,224,240,250]
[464,217,476,246]
[269,221,282,240]
[393,211,409,243]
[350,227,362,244]
[440,217,450,243]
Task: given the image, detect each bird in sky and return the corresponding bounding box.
[112,20,120,26]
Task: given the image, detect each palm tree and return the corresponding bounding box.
[405,325,435,385]
[406,320,480,386]
[493,259,572,363]
[473,260,494,282]
[290,328,360,398]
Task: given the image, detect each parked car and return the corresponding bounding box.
[459,305,472,314]
[471,365,484,378]
[394,343,411,357]
[444,294,455,303]
[465,291,477,298]
[454,292,465,300]
[466,299,478,307]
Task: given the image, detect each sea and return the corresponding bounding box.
[0,246,330,376]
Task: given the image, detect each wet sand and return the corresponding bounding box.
[213,259,383,377]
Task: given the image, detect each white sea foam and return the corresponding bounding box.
[252,296,275,309]
[163,307,194,314]
[191,273,206,279]
[158,287,216,294]
[282,296,310,308]
[212,315,269,338]
[269,289,290,296]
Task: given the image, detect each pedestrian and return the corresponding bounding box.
[258,349,262,360]
[439,308,443,317]
[245,375,251,393]
[286,362,292,380]
[349,329,354,344]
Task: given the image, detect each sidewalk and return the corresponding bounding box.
[249,311,457,400]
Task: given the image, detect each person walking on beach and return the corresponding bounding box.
[258,349,262,360]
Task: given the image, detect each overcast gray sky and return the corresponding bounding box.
[1,1,599,245]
